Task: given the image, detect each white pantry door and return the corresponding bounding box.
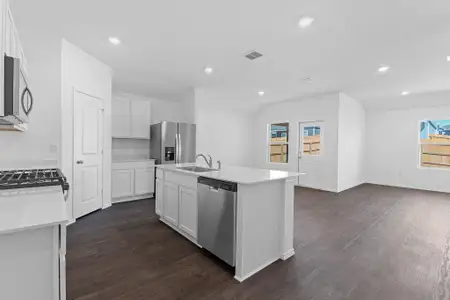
[74,91,104,219]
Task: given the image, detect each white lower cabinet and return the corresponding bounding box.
[179,186,198,239]
[0,225,65,300]
[155,178,163,216]
[163,181,179,226]
[112,161,155,203]
[112,170,134,198]
[158,169,198,242]
[134,168,154,195]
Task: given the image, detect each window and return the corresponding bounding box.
[300,122,323,157]
[269,123,289,163]
[420,119,450,169]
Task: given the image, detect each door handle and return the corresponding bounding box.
[76,160,84,164]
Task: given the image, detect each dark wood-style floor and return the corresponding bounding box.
[67,184,450,300]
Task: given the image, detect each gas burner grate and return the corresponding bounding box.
[0,168,69,192]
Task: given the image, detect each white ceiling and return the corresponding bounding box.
[11,0,450,110]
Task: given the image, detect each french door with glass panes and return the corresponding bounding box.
[298,121,324,187]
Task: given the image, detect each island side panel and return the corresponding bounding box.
[280,178,296,259]
[0,226,60,300]
[235,180,285,282]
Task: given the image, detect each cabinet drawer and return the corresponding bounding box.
[165,171,197,190]
[112,161,155,170]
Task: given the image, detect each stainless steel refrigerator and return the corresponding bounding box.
[150,121,196,164]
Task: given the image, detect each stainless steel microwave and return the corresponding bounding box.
[0,55,33,125]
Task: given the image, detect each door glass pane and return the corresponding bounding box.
[270,144,288,163]
[270,123,289,143]
[302,125,321,156]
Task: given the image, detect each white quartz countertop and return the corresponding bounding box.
[0,186,68,235]
[156,163,302,184]
[112,158,155,163]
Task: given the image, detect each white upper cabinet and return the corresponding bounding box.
[112,98,131,138]
[130,100,151,139]
[112,97,151,139]
[1,0,29,117]
[4,6,27,73]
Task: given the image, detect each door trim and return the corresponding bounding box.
[72,88,105,219]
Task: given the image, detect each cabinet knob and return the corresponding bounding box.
[76,160,84,164]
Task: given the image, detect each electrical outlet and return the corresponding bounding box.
[50,144,58,153]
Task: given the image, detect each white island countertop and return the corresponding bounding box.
[0,186,68,235]
[156,163,303,184]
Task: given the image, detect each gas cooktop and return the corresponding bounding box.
[0,168,69,192]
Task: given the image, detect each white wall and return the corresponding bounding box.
[337,93,366,192]
[253,93,340,192]
[366,102,450,193]
[0,33,61,169]
[61,40,112,220]
[195,89,253,167]
[112,139,150,161]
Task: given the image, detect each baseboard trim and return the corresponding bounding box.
[112,194,154,204]
[102,203,112,209]
[365,182,450,194]
[234,256,279,283]
[337,181,366,193]
[159,218,201,248]
[281,248,295,260]
[295,184,337,193]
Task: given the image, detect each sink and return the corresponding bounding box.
[177,166,218,173]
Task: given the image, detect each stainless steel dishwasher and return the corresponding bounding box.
[197,177,237,266]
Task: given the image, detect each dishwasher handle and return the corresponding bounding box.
[198,177,237,192]
[209,186,220,192]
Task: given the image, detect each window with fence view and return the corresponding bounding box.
[269,123,289,163]
[420,119,450,169]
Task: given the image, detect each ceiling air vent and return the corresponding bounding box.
[245,50,263,60]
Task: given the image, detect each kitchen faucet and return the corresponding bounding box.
[196,154,213,168]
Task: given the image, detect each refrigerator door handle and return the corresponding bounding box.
[177,133,182,163]
[175,135,178,164]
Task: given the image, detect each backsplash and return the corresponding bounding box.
[112,138,150,161]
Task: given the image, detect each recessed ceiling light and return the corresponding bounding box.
[298,16,315,28]
[109,37,121,45]
[446,56,450,62]
[401,91,410,96]
[303,77,314,82]
[204,67,213,75]
[258,91,265,96]
[378,65,390,73]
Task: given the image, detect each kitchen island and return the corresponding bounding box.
[155,163,302,282]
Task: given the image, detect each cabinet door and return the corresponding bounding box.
[163,182,179,226]
[130,100,151,139]
[4,8,12,56]
[134,168,155,196]
[155,178,163,216]
[112,170,134,198]
[179,187,198,239]
[112,98,131,138]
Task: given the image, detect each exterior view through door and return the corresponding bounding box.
[298,121,324,187]
[73,90,104,219]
